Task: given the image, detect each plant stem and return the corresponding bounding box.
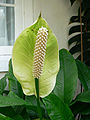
[80,0,83,63]
[79,1,83,119]
[80,0,83,93]
[35,78,43,120]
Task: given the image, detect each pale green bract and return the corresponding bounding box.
[12,15,59,98]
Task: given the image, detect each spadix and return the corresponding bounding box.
[33,27,48,79]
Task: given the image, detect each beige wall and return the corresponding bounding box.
[0,0,79,78]
[33,0,79,49]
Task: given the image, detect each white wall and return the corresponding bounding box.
[33,0,79,49]
[0,0,79,78]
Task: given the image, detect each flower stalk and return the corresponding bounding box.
[35,78,43,120]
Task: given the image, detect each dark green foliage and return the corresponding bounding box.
[0,49,90,119]
[70,90,90,117]
[76,60,90,90]
[80,115,90,120]
[7,59,24,98]
[43,93,74,120]
[0,75,7,95]
[69,0,90,67]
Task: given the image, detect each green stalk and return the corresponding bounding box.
[35,78,43,120]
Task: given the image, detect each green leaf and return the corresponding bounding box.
[25,96,38,118]
[43,93,74,120]
[76,90,90,103]
[0,113,14,120]
[12,115,24,120]
[68,32,90,46]
[7,59,24,98]
[12,15,59,98]
[25,95,44,108]
[71,102,90,116]
[34,118,47,120]
[20,108,31,120]
[69,16,79,23]
[69,25,84,35]
[54,49,78,104]
[80,115,90,120]
[77,50,90,67]
[69,44,81,55]
[0,107,16,118]
[70,90,90,115]
[76,60,90,90]
[25,96,49,119]
[0,92,27,107]
[0,75,7,94]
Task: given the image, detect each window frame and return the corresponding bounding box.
[0,0,33,72]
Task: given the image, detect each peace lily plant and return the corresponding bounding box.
[12,14,59,119]
[0,14,90,120]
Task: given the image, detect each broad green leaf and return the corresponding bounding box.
[0,91,41,115]
[12,15,59,97]
[25,95,43,118]
[0,92,27,107]
[76,90,90,103]
[25,95,44,108]
[0,107,16,118]
[76,60,90,90]
[0,113,14,120]
[25,96,49,119]
[0,75,7,94]
[12,115,24,120]
[43,93,74,120]
[70,90,90,115]
[71,90,90,105]
[7,59,24,98]
[25,96,39,118]
[20,108,31,120]
[53,49,78,104]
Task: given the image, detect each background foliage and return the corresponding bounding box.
[0,49,90,120]
[68,0,90,67]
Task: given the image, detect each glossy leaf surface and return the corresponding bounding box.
[43,93,74,120]
[54,49,78,104]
